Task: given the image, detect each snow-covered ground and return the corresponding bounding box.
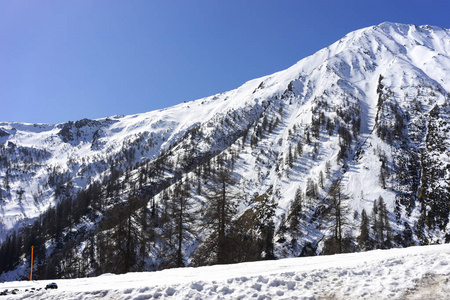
[1,244,449,299]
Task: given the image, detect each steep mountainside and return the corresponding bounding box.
[1,22,449,280]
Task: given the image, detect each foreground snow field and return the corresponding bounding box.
[1,244,450,299]
[1,22,450,279]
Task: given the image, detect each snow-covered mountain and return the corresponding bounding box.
[1,22,449,280]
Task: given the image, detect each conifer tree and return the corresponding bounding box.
[372,196,392,249]
[200,166,238,264]
[289,188,303,236]
[358,209,370,251]
[170,178,195,267]
[296,140,303,157]
[287,145,294,168]
[323,180,350,254]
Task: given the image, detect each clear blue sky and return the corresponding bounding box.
[1,0,449,124]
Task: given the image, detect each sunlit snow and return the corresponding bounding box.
[1,244,450,299]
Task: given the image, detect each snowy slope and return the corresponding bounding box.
[1,243,450,299]
[0,87,263,236]
[1,22,450,279]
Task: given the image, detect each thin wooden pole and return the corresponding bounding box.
[30,245,34,281]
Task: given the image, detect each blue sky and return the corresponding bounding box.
[1,0,449,124]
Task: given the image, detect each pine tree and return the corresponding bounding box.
[287,145,294,168]
[372,198,380,245]
[326,118,334,136]
[201,167,238,264]
[379,197,392,248]
[329,180,343,253]
[252,192,277,260]
[296,140,303,157]
[358,209,370,251]
[170,178,195,267]
[102,195,143,274]
[323,180,350,254]
[325,160,331,178]
[319,171,324,189]
[372,196,392,249]
[137,199,152,271]
[305,178,318,202]
[289,188,303,235]
[379,163,387,189]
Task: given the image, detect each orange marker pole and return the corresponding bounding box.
[30,245,34,281]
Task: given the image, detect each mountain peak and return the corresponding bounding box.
[376,21,408,28]
[370,21,449,36]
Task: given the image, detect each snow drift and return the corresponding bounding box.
[1,243,450,299]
